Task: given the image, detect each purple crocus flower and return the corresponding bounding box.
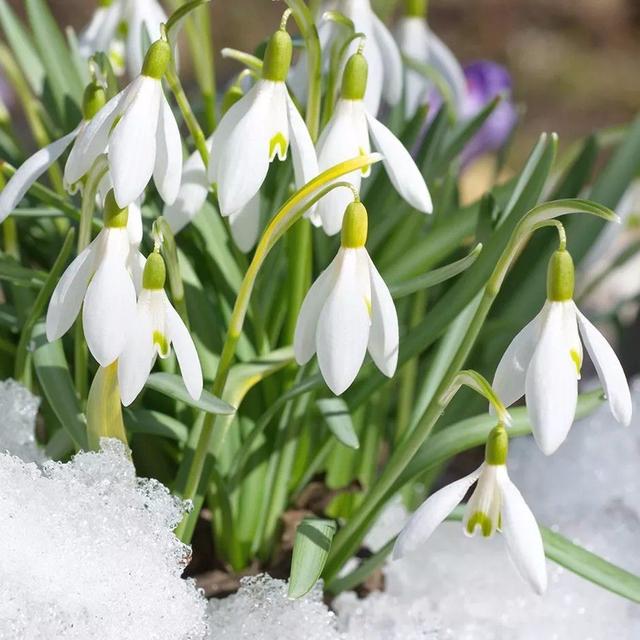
[459,60,518,167]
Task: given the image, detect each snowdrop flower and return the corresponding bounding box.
[314,51,432,235]
[79,0,167,76]
[493,247,632,455]
[164,82,262,251]
[65,38,182,208]
[294,200,398,395]
[118,251,202,405]
[0,82,107,223]
[300,0,402,116]
[396,0,466,119]
[394,424,547,595]
[207,20,318,241]
[46,191,138,367]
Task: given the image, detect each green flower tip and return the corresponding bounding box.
[262,29,293,83]
[98,0,113,7]
[142,39,172,80]
[341,52,368,101]
[221,84,244,116]
[103,191,129,228]
[405,0,428,18]
[466,511,493,537]
[82,82,107,121]
[485,424,508,466]
[341,201,368,248]
[143,251,167,290]
[546,249,575,302]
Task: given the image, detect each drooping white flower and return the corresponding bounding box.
[294,200,398,395]
[293,0,402,116]
[79,0,167,77]
[314,52,432,235]
[394,424,547,595]
[208,26,318,236]
[395,0,466,119]
[118,251,202,405]
[493,248,632,455]
[46,191,138,367]
[64,38,182,208]
[0,82,107,223]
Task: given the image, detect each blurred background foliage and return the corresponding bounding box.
[8,0,640,164]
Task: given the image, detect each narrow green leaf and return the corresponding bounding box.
[166,0,212,37]
[317,397,359,449]
[390,244,482,298]
[220,47,263,74]
[32,323,88,450]
[289,518,337,599]
[145,372,235,415]
[0,0,44,94]
[0,255,47,288]
[25,0,83,126]
[124,408,189,442]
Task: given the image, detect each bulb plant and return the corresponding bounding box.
[1,0,640,608]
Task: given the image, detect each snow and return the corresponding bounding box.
[0,378,45,463]
[0,438,208,640]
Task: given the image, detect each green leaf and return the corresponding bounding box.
[25,0,83,127]
[0,255,47,288]
[0,0,44,94]
[32,323,88,450]
[288,518,337,599]
[541,526,640,603]
[166,0,212,38]
[124,408,189,442]
[390,244,482,298]
[317,397,359,449]
[145,372,235,415]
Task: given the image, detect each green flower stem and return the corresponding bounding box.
[14,229,75,384]
[285,0,322,141]
[74,157,109,401]
[323,199,617,580]
[165,64,209,168]
[174,157,381,542]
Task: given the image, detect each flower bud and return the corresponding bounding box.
[82,82,107,121]
[341,201,368,248]
[141,39,172,80]
[103,190,129,228]
[484,423,508,465]
[142,252,167,290]
[546,249,574,302]
[262,29,293,83]
[341,53,368,101]
[405,0,428,17]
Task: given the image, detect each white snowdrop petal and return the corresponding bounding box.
[126,201,144,247]
[78,5,122,59]
[117,302,155,406]
[109,77,162,207]
[492,304,545,410]
[0,125,81,222]
[497,470,548,595]
[365,111,432,213]
[367,254,399,377]
[153,92,183,206]
[214,82,273,216]
[396,17,431,118]
[163,143,210,234]
[82,257,137,367]
[166,300,203,401]
[125,0,166,75]
[394,465,483,560]
[286,93,319,189]
[371,12,403,107]
[316,249,370,395]
[229,192,262,253]
[294,253,340,365]
[525,301,578,455]
[45,238,98,341]
[65,87,130,186]
[576,307,632,427]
